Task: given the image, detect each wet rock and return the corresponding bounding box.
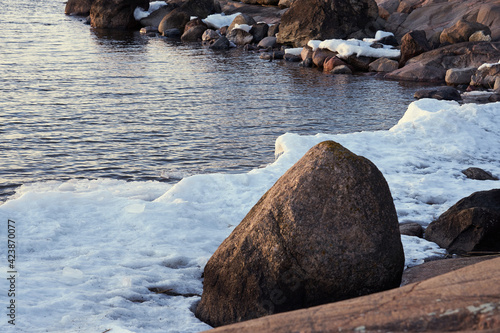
[284,53,301,62]
[445,67,476,86]
[227,14,256,35]
[300,46,313,61]
[462,167,498,181]
[299,58,313,67]
[386,42,500,82]
[162,28,182,38]
[440,19,491,45]
[65,0,94,16]
[399,30,431,67]
[195,141,404,327]
[489,93,500,102]
[181,24,208,42]
[268,23,280,37]
[158,9,190,35]
[323,56,350,73]
[414,86,462,101]
[378,34,399,47]
[346,55,374,72]
[425,189,500,255]
[90,0,149,29]
[331,65,353,74]
[204,257,500,333]
[399,222,423,238]
[277,0,379,47]
[312,48,337,68]
[368,57,399,72]
[209,35,230,50]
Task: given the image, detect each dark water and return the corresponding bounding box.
[0,0,421,201]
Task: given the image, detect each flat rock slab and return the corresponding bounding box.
[205,256,500,332]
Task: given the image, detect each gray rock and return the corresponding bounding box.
[462,167,498,181]
[139,5,171,28]
[440,19,491,45]
[227,14,256,35]
[331,64,353,74]
[399,30,431,67]
[202,29,220,42]
[414,86,462,101]
[226,28,254,45]
[209,36,230,50]
[158,9,190,35]
[399,222,423,238]
[196,141,404,327]
[250,23,269,43]
[181,24,208,42]
[425,189,500,255]
[268,23,280,37]
[445,67,476,86]
[470,63,500,89]
[257,36,277,49]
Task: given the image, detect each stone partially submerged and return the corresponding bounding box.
[196,141,405,327]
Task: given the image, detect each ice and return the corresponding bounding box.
[133,1,168,21]
[233,24,252,33]
[308,38,400,59]
[1,100,500,332]
[202,12,241,30]
[285,47,303,56]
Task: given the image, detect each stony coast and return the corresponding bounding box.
[65,0,500,331]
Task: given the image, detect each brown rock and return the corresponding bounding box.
[226,28,254,45]
[227,14,256,35]
[368,57,399,72]
[445,67,477,86]
[399,30,431,67]
[401,255,500,286]
[139,5,172,28]
[414,86,462,101]
[158,9,191,35]
[425,189,500,255]
[440,19,492,45]
[312,48,337,68]
[470,63,500,89]
[277,0,380,47]
[331,65,353,74]
[386,42,500,82]
[323,56,350,73]
[300,46,313,61]
[90,0,149,30]
[476,2,500,41]
[195,141,404,327]
[346,54,374,72]
[470,30,492,42]
[241,0,279,5]
[204,257,500,333]
[169,0,221,19]
[181,24,208,43]
[65,0,94,16]
[250,23,269,43]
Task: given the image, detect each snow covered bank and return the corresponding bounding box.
[1,100,500,332]
[308,36,400,59]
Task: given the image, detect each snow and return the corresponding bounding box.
[307,38,400,59]
[134,1,168,21]
[233,24,252,33]
[2,99,500,332]
[363,30,395,43]
[202,12,241,30]
[478,59,500,71]
[284,47,303,56]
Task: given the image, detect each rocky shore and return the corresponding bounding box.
[65,0,500,102]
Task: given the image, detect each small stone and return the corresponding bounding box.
[257,36,277,49]
[462,167,498,181]
[445,67,476,86]
[414,87,462,101]
[399,222,424,238]
[368,58,399,72]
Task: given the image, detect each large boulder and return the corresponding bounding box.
[386,42,500,82]
[440,19,491,45]
[65,0,95,16]
[139,5,172,28]
[205,256,500,333]
[277,0,380,47]
[158,9,191,35]
[90,0,149,29]
[425,189,500,255]
[195,141,405,327]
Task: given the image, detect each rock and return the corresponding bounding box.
[204,257,500,333]
[278,0,295,8]
[65,0,94,16]
[399,30,431,67]
[425,189,500,255]
[476,2,500,41]
[181,24,208,42]
[495,76,500,91]
[300,46,313,61]
[227,14,256,35]
[346,55,374,72]
[250,23,269,43]
[139,26,158,34]
[170,0,221,19]
[226,28,254,45]
[299,58,313,67]
[90,0,149,29]
[376,0,399,18]
[440,19,492,45]
[470,62,500,89]
[489,93,500,102]
[396,0,426,14]
[386,42,500,82]
[378,34,399,47]
[284,53,302,62]
[257,36,277,49]
[385,12,408,34]
[209,35,230,49]
[399,222,423,238]
[469,30,492,42]
[331,65,353,74]
[195,141,405,327]
[414,86,462,101]
[277,0,380,47]
[162,28,182,38]
[323,56,350,73]
[401,255,500,286]
[312,48,337,68]
[241,0,279,5]
[139,5,171,28]
[268,23,280,37]
[445,67,477,86]
[158,9,190,35]
[462,167,498,181]
[368,57,399,72]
